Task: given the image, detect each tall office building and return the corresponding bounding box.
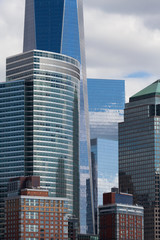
[86,79,125,233]
[88,79,125,141]
[23,0,94,233]
[0,49,80,237]
[119,80,160,240]
[90,139,118,205]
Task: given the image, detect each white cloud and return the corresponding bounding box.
[83,7,160,100]
[125,76,157,101]
[84,0,160,15]
[0,0,25,81]
[98,175,118,205]
[0,0,160,101]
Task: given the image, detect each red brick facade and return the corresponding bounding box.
[99,210,143,240]
[5,189,68,240]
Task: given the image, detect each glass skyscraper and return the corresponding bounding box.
[119,80,160,240]
[88,79,125,141]
[87,79,125,233]
[0,50,80,237]
[91,138,118,204]
[23,0,94,233]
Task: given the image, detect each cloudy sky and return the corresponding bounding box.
[1,0,160,100]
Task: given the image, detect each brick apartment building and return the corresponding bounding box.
[5,176,68,240]
[98,189,144,240]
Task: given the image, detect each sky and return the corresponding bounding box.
[1,0,160,100]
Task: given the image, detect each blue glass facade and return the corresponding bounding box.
[87,79,125,141]
[24,0,81,63]
[88,79,124,111]
[34,0,64,53]
[23,0,94,233]
[24,0,64,53]
[91,138,118,205]
[115,193,133,205]
[0,50,80,237]
[87,79,125,233]
[0,80,25,235]
[62,0,81,63]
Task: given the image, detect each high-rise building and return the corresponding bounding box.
[119,80,160,240]
[98,191,144,240]
[87,79,125,201]
[90,138,118,205]
[87,79,125,233]
[5,176,68,240]
[87,79,125,141]
[23,0,94,233]
[0,49,80,237]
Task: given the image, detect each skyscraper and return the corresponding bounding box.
[87,79,125,233]
[23,0,94,233]
[87,79,125,141]
[119,80,160,240]
[0,49,80,237]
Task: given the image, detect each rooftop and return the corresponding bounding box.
[130,80,160,102]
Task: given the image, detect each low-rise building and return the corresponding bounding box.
[5,176,68,240]
[99,190,144,240]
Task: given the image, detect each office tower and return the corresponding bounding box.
[98,191,144,240]
[0,49,80,237]
[119,80,160,240]
[87,79,125,233]
[88,79,125,203]
[90,139,118,205]
[5,176,68,239]
[23,0,94,233]
[87,79,125,141]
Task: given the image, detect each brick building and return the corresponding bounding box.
[5,176,68,240]
[98,190,144,240]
